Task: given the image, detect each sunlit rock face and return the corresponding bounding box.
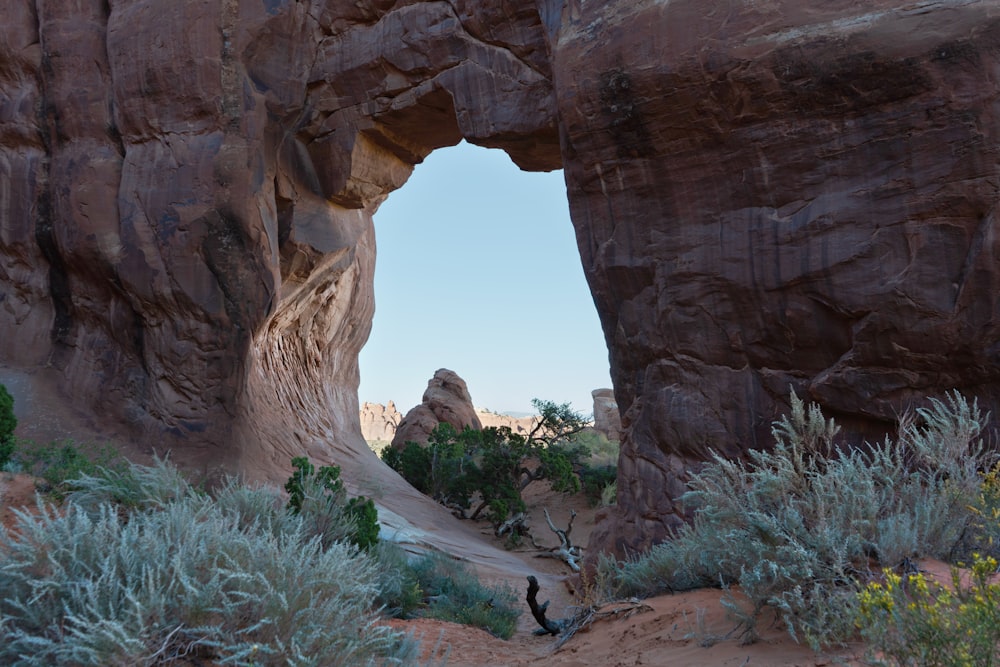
[2,0,999,554]
[390,369,483,449]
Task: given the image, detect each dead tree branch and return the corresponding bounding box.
[534,508,581,572]
[554,600,654,649]
[526,575,567,636]
[495,512,529,539]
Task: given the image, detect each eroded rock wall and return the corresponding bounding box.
[0,0,559,482]
[2,0,999,555]
[556,0,1000,553]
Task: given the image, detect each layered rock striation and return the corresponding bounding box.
[0,0,559,481]
[2,0,999,555]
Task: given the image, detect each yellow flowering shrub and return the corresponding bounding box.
[857,555,1000,666]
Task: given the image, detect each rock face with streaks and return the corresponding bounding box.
[2,0,999,555]
[0,0,559,482]
[558,1,1000,555]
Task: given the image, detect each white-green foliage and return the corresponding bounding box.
[64,455,192,513]
[409,552,521,640]
[0,461,413,666]
[607,391,993,648]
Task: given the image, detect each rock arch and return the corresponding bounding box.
[3,0,1000,555]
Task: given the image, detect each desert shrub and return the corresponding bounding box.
[371,541,426,619]
[568,428,620,468]
[65,455,193,514]
[962,462,1000,561]
[0,383,16,469]
[857,555,1000,666]
[381,423,477,509]
[579,463,617,506]
[10,439,124,497]
[600,479,617,507]
[384,399,586,531]
[409,552,521,639]
[608,391,993,648]
[0,472,412,666]
[285,456,380,550]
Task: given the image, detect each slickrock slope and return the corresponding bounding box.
[2,0,999,557]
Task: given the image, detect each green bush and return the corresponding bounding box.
[0,462,413,666]
[371,541,426,619]
[605,391,994,648]
[409,552,521,639]
[857,555,1000,665]
[381,423,476,509]
[12,439,124,497]
[0,383,15,469]
[578,464,617,506]
[285,456,380,550]
[383,399,587,531]
[65,455,192,514]
[567,428,619,468]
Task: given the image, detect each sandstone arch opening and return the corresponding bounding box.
[360,141,612,420]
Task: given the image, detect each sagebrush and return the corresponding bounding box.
[605,391,994,648]
[1,459,414,666]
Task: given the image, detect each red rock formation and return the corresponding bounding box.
[0,0,559,483]
[361,401,536,443]
[474,408,536,437]
[2,0,999,558]
[359,400,402,444]
[390,369,483,448]
[559,1,1000,555]
[591,388,621,442]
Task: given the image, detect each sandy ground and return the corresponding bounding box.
[381,482,869,667]
[1,472,872,666]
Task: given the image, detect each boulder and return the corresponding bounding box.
[391,369,483,448]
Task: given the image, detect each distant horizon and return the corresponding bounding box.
[357,141,613,416]
[359,399,542,420]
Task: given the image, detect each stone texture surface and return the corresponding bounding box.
[2,0,999,557]
[0,0,559,485]
[560,0,1000,556]
[361,400,536,443]
[390,369,483,448]
[360,400,402,443]
[591,388,622,442]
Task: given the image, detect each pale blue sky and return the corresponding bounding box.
[358,141,612,416]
